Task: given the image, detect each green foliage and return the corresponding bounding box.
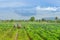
[10,19,14,22]
[41,18,46,21]
[29,16,35,22]
[0,22,60,40]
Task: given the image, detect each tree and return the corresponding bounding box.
[41,18,45,21]
[10,19,14,22]
[55,17,58,20]
[55,17,58,23]
[30,17,35,22]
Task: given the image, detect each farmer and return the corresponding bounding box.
[13,23,22,29]
[13,24,17,28]
[17,23,21,29]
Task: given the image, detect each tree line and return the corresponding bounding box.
[1,16,60,23]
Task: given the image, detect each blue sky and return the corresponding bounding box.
[0,0,60,20]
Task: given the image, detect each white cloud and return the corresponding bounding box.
[44,7,57,11]
[36,6,57,11]
[32,6,60,19]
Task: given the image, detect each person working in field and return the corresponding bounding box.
[14,23,21,29]
[17,23,21,29]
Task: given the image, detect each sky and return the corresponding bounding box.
[0,0,60,20]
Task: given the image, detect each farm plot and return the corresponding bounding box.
[0,22,60,40]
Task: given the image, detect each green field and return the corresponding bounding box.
[0,22,60,40]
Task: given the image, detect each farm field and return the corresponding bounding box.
[0,22,60,40]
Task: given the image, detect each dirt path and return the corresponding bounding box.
[14,30,18,40]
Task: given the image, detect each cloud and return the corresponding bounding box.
[0,6,60,20]
[15,8,36,16]
[0,13,21,20]
[14,6,60,20]
[30,6,60,19]
[0,0,60,20]
[36,6,57,11]
[0,8,22,20]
